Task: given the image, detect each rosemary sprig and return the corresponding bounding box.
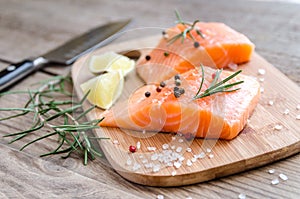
[193,65,244,100]
[0,75,107,165]
[167,10,205,45]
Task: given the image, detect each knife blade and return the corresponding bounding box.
[0,19,131,91]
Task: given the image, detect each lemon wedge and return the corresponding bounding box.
[80,71,124,109]
[89,51,135,76]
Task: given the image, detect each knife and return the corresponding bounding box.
[0,19,131,91]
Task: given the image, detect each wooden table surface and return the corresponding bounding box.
[0,0,299,198]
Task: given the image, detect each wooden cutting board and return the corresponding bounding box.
[72,35,300,187]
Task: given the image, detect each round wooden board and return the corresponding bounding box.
[71,35,300,187]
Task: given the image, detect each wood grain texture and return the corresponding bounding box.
[0,0,300,198]
[72,35,300,187]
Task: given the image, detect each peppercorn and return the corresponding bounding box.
[194,41,200,48]
[145,91,151,97]
[160,81,166,88]
[145,55,151,61]
[156,87,162,92]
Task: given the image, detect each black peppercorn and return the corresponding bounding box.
[145,91,151,97]
[145,55,151,61]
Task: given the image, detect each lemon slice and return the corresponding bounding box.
[89,51,135,76]
[80,71,124,109]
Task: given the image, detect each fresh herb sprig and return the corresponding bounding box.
[167,10,205,45]
[193,65,244,100]
[0,75,107,165]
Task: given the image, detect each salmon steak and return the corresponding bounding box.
[100,67,260,140]
[136,22,255,83]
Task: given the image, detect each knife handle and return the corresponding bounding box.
[0,57,48,91]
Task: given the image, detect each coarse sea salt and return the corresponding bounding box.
[260,87,264,93]
[136,141,141,149]
[296,115,300,120]
[147,146,156,151]
[279,173,288,181]
[208,154,214,159]
[132,163,141,171]
[238,193,246,199]
[153,164,161,173]
[274,124,283,131]
[113,140,119,145]
[268,169,275,174]
[271,178,279,185]
[297,104,300,110]
[206,148,212,153]
[176,146,183,153]
[259,77,265,82]
[186,159,192,167]
[268,100,274,106]
[195,152,206,159]
[171,171,177,176]
[191,157,197,163]
[283,109,290,115]
[174,161,182,169]
[126,158,132,166]
[258,69,266,75]
[178,138,184,143]
[162,143,169,150]
[186,147,192,153]
[151,153,158,161]
[157,194,164,199]
[171,145,176,150]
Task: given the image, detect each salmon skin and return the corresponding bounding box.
[136,22,255,84]
[100,67,260,140]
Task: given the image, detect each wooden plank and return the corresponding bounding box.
[72,35,300,186]
[0,143,143,199]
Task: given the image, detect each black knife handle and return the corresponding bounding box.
[0,57,48,91]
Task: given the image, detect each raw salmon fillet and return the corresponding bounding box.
[137,22,255,83]
[100,67,260,140]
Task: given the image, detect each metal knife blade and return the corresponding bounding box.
[0,19,131,91]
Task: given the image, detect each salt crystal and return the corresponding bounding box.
[179,156,185,162]
[259,77,265,82]
[171,145,176,150]
[296,115,300,120]
[162,143,169,150]
[195,152,206,159]
[139,155,144,159]
[274,124,283,131]
[268,169,275,174]
[144,163,153,169]
[153,164,161,173]
[157,194,164,199]
[297,104,300,110]
[136,141,141,149]
[178,138,184,143]
[142,129,146,134]
[206,148,212,153]
[271,178,279,185]
[174,161,182,169]
[151,153,158,161]
[171,136,176,141]
[238,193,246,199]
[279,173,288,181]
[132,163,141,171]
[268,100,274,106]
[186,147,192,153]
[176,147,183,153]
[186,159,192,166]
[283,109,290,115]
[260,87,264,93]
[142,159,148,164]
[171,171,177,176]
[258,69,266,75]
[167,162,173,167]
[147,146,156,151]
[113,140,119,145]
[208,154,214,159]
[126,158,132,166]
[191,157,197,163]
